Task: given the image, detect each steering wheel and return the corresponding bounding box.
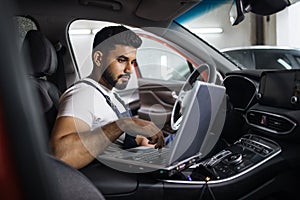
[170,63,216,131]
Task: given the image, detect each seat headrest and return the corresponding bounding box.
[23,30,58,77]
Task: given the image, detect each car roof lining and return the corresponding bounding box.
[14,0,200,28]
[135,0,201,21]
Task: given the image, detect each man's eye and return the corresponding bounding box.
[117,58,126,63]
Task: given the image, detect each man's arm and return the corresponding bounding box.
[50,116,165,169]
[50,116,123,169]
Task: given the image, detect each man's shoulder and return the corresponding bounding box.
[63,81,92,95]
[76,78,110,94]
[60,79,99,101]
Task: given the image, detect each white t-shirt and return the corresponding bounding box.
[57,78,127,131]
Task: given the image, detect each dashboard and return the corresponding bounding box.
[223,69,300,141]
[223,74,258,111]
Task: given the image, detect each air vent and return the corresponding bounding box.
[246,110,296,134]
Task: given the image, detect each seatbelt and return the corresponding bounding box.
[51,41,67,93]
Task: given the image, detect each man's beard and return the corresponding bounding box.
[102,68,131,90]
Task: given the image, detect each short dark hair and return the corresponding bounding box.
[92,25,142,53]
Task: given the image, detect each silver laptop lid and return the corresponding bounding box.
[97,81,226,173]
[167,81,226,166]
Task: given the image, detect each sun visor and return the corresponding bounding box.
[135,0,201,21]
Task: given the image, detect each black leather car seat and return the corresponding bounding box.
[22,30,61,136]
[22,30,105,199]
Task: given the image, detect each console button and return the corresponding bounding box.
[262,148,271,156]
[223,153,243,165]
[233,160,252,172]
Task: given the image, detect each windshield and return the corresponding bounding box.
[176,0,300,70]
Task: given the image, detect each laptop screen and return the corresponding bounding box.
[168,81,226,165]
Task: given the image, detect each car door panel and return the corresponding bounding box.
[138,78,184,131]
[117,87,140,116]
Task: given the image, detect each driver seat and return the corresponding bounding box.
[22,29,106,199]
[22,30,61,137]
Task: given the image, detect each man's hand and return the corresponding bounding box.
[147,131,165,149]
[116,117,165,149]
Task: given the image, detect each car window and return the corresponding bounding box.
[254,51,292,69]
[136,37,191,81]
[179,1,300,71]
[68,20,192,87]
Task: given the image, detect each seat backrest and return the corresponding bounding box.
[22,30,61,136]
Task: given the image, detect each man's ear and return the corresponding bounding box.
[93,51,103,67]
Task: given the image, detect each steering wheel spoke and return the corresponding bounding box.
[170,63,216,131]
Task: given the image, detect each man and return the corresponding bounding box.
[50,26,165,169]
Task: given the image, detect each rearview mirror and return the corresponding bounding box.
[229,0,300,26]
[250,0,290,15]
[229,0,245,26]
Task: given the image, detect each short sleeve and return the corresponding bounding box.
[57,84,97,127]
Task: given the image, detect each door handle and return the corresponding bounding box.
[171,91,178,100]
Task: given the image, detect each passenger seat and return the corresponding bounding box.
[22,30,61,137]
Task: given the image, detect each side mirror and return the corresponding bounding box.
[229,0,245,26]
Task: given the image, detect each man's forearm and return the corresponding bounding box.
[52,117,163,169]
[81,121,124,156]
[52,121,124,169]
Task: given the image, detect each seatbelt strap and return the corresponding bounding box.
[53,42,67,93]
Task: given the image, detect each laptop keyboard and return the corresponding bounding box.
[101,144,171,165]
[132,148,170,162]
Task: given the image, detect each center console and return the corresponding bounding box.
[82,134,285,200]
[160,134,281,184]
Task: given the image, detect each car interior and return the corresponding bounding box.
[1,0,300,199]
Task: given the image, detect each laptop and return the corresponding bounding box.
[98,81,226,174]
